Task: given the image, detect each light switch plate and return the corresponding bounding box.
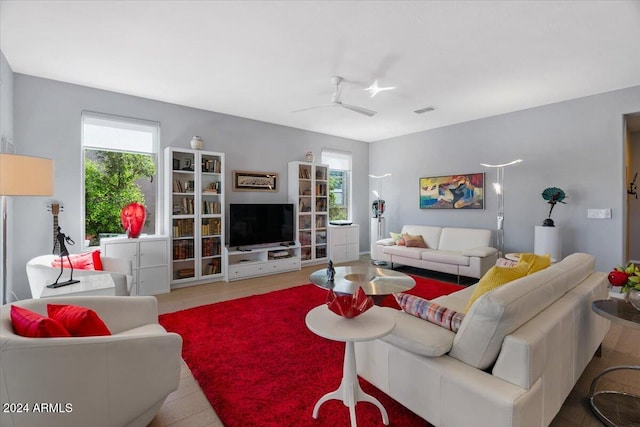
[587,208,611,219]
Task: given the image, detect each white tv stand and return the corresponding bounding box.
[224,243,301,282]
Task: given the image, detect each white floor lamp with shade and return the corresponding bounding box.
[480,159,523,257]
[0,153,54,304]
[369,173,391,266]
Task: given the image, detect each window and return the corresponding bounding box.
[82,112,159,247]
[321,149,352,221]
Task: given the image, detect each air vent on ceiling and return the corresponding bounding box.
[414,106,435,114]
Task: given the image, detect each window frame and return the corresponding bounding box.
[81,111,162,248]
[321,149,352,221]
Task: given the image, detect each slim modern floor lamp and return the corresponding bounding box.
[369,173,391,266]
[0,153,54,304]
[480,159,522,257]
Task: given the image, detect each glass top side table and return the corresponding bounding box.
[589,299,640,427]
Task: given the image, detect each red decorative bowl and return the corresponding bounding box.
[326,287,374,318]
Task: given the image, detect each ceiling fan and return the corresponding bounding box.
[293,76,377,117]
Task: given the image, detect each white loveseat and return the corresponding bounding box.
[355,253,610,427]
[374,225,498,279]
[0,296,183,427]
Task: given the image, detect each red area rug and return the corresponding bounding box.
[159,276,463,427]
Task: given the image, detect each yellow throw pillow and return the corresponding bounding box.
[402,233,428,248]
[464,262,530,312]
[518,253,551,274]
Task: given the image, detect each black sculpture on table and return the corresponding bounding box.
[47,226,80,288]
[326,259,336,281]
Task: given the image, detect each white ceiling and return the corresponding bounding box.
[2,1,640,142]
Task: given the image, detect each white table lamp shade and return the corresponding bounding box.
[534,226,562,261]
[0,153,54,196]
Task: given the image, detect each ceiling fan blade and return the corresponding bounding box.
[292,103,335,113]
[339,103,377,117]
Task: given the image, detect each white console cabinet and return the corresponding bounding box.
[329,224,360,263]
[100,235,170,295]
[224,245,301,282]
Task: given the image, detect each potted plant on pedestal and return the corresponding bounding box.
[541,187,567,226]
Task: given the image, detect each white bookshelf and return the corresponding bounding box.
[165,147,225,287]
[288,161,329,265]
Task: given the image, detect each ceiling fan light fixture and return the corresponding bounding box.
[414,106,436,114]
[365,80,397,97]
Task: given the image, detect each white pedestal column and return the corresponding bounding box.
[370,217,385,262]
[534,226,562,262]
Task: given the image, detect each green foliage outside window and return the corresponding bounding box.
[329,172,347,220]
[85,150,155,245]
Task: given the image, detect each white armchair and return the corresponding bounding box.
[26,255,133,298]
[0,296,183,427]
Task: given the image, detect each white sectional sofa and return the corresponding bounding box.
[0,296,182,427]
[355,253,610,427]
[374,225,498,279]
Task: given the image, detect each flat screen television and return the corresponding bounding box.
[229,203,295,248]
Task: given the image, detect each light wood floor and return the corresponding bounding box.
[148,257,640,427]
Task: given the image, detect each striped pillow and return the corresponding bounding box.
[496,257,519,267]
[394,293,465,332]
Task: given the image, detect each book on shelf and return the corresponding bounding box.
[173,239,195,259]
[203,181,220,193]
[316,247,327,258]
[201,219,221,235]
[203,201,221,214]
[173,179,196,194]
[173,178,183,193]
[173,219,194,237]
[202,159,221,174]
[180,197,194,214]
[176,268,195,279]
[202,238,221,257]
[203,258,221,275]
[298,166,311,179]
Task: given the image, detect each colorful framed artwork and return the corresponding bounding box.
[419,173,485,209]
[232,170,279,192]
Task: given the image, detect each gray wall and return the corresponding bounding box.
[7,68,640,299]
[0,52,13,146]
[0,51,15,301]
[370,85,640,272]
[11,74,369,300]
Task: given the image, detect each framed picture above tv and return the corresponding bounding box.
[419,173,485,209]
[232,170,278,192]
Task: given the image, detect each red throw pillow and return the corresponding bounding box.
[47,304,111,337]
[92,250,104,271]
[10,305,71,338]
[51,251,96,270]
[402,233,428,248]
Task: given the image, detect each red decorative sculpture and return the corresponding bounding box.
[326,287,374,318]
[121,202,146,238]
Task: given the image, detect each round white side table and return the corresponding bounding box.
[305,305,396,426]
